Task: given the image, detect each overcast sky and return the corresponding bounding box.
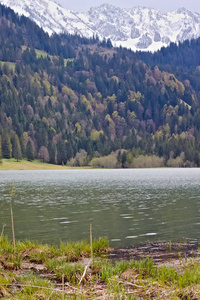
[55,0,200,13]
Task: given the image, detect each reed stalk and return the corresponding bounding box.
[9,185,16,250]
[62,274,64,300]
[90,224,93,266]
[0,223,6,240]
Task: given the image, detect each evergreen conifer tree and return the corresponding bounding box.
[121,151,127,168]
[117,150,121,163]
[0,135,2,160]
[13,134,22,161]
[2,132,12,159]
[48,141,56,164]
[26,140,34,161]
[20,135,26,158]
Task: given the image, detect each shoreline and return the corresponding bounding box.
[0,237,200,299]
[0,159,199,171]
[0,159,92,170]
[110,240,200,262]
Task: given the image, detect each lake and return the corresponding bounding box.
[0,168,200,247]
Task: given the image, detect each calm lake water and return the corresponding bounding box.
[0,169,200,247]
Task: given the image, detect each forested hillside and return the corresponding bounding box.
[136,39,200,94]
[0,4,200,168]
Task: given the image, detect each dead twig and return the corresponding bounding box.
[117,280,143,288]
[79,258,92,285]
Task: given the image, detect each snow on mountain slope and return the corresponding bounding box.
[81,4,200,52]
[1,0,200,52]
[0,0,95,37]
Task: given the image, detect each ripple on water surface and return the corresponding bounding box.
[0,169,200,246]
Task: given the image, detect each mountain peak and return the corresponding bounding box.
[98,3,116,9]
[1,0,200,52]
[176,7,189,14]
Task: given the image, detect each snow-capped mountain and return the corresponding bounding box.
[83,5,200,52]
[0,0,96,38]
[1,0,200,52]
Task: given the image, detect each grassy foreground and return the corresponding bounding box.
[0,159,90,170]
[0,237,200,299]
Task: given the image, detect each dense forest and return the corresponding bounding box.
[0,4,200,168]
[136,39,200,95]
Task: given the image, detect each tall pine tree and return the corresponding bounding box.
[0,135,2,160]
[13,133,22,161]
[2,131,12,159]
[26,140,34,161]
